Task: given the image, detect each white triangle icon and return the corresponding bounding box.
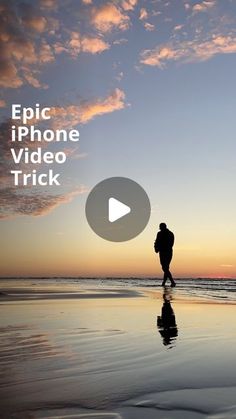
[108,197,131,223]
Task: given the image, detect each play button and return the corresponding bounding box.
[108,198,131,222]
[85,177,151,242]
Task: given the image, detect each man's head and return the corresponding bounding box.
[159,222,167,231]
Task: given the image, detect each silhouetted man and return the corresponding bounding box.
[154,223,176,287]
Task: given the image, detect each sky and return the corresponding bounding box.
[0,0,236,278]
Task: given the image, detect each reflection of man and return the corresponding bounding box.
[157,290,178,346]
[154,223,176,287]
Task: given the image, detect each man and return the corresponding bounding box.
[154,223,176,287]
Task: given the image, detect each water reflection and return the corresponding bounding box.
[157,287,178,347]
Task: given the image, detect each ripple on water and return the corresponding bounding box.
[37,413,123,419]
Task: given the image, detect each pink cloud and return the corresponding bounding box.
[23,15,47,33]
[144,22,155,31]
[0,99,6,108]
[139,8,148,21]
[0,2,112,90]
[192,1,216,13]
[121,0,137,11]
[91,3,130,32]
[50,88,126,128]
[81,37,110,54]
[0,186,87,219]
[140,34,236,68]
[40,0,57,9]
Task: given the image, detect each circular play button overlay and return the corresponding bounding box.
[85,177,151,242]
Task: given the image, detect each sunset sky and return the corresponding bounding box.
[1,0,236,278]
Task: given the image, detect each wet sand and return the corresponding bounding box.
[1,283,236,418]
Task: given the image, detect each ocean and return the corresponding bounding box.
[1,277,236,302]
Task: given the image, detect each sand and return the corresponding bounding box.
[0,280,236,419]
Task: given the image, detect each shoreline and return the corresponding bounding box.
[1,285,236,305]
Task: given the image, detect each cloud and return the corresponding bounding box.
[140,46,178,68]
[54,32,110,58]
[82,0,93,4]
[174,24,183,31]
[184,3,191,10]
[144,22,155,31]
[140,34,236,68]
[20,2,49,33]
[81,37,110,54]
[139,8,155,31]
[0,99,6,108]
[0,45,24,88]
[192,1,216,13]
[22,15,47,33]
[0,187,87,219]
[0,1,110,90]
[113,38,128,45]
[70,87,126,124]
[40,0,57,9]
[121,0,137,11]
[115,71,124,81]
[0,1,56,89]
[66,31,81,57]
[139,8,148,20]
[38,40,55,63]
[21,67,48,89]
[50,88,126,128]
[63,147,88,160]
[0,118,88,219]
[220,264,234,268]
[91,3,130,32]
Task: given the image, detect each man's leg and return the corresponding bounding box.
[160,253,166,286]
[169,271,176,287]
[161,252,176,287]
[165,251,176,286]
[162,272,168,286]
[165,265,175,287]
[160,253,169,286]
[163,267,175,286]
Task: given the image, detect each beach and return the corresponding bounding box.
[1,278,236,419]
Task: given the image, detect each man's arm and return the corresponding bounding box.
[170,232,174,247]
[154,232,160,253]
